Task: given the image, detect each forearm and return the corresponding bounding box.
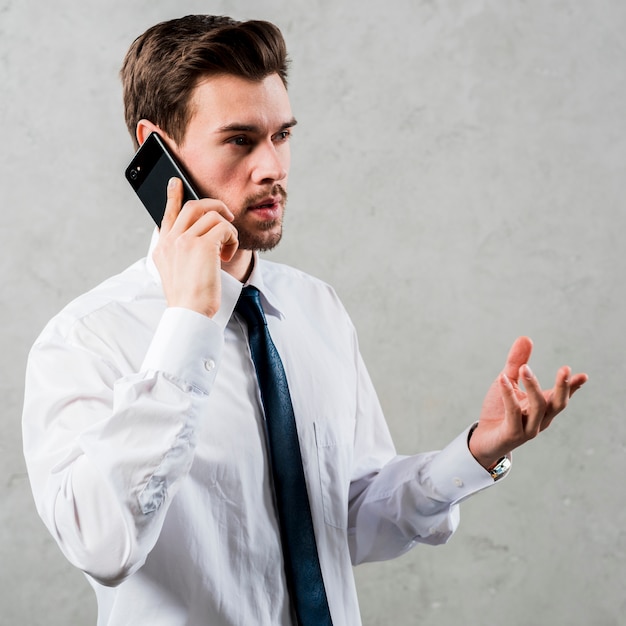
[348,426,495,565]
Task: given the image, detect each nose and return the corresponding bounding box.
[250,140,288,185]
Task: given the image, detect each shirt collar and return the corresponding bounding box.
[146,231,284,328]
[243,254,284,321]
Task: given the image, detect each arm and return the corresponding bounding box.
[23,308,220,585]
[347,336,587,565]
[23,177,239,585]
[346,350,493,565]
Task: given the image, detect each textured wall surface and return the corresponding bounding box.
[2,1,624,624]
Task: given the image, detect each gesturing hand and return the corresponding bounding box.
[468,336,588,470]
[152,177,239,318]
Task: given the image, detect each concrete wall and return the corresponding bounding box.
[2,1,623,624]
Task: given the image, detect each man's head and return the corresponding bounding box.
[121,15,295,253]
[121,15,289,150]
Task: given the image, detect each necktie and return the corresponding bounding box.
[235,286,333,626]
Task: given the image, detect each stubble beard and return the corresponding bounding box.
[233,184,287,252]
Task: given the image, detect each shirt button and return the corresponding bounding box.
[453,477,464,488]
[204,359,216,371]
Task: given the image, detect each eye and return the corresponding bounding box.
[228,135,252,146]
[273,130,291,143]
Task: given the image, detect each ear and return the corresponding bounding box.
[136,119,161,146]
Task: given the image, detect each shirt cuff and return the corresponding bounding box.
[141,307,223,393]
[427,424,505,504]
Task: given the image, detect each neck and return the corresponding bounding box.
[222,249,255,283]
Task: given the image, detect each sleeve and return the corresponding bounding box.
[22,307,222,586]
[347,349,499,565]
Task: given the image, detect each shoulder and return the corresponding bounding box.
[34,257,162,345]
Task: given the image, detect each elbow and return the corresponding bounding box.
[419,527,454,546]
[47,493,145,587]
[55,527,144,587]
[348,504,460,564]
[28,451,158,588]
[84,564,137,588]
[411,505,460,547]
[57,529,146,587]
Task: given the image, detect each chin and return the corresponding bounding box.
[238,224,283,252]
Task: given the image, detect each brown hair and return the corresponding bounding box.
[120,15,289,149]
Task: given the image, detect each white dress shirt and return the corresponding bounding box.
[23,234,497,626]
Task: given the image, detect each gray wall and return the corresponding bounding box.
[2,1,623,624]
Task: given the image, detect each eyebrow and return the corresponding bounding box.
[216,118,298,134]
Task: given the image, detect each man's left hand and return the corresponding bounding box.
[468,336,588,470]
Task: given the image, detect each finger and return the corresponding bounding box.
[540,368,588,432]
[189,198,234,223]
[160,177,184,234]
[183,208,235,239]
[499,373,523,434]
[187,214,239,261]
[545,367,587,416]
[170,199,235,237]
[216,223,240,262]
[503,336,533,382]
[550,365,571,413]
[520,364,546,435]
[568,372,589,396]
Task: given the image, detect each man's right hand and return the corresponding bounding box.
[152,177,239,318]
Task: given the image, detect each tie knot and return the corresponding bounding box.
[235,286,267,328]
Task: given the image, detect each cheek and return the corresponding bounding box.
[281,144,291,171]
[185,155,240,197]
[211,179,250,216]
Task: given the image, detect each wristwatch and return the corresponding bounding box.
[467,424,511,481]
[487,456,511,481]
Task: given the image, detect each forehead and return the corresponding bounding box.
[188,73,292,131]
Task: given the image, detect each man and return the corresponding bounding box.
[22,15,587,626]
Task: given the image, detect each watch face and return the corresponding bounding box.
[490,456,511,481]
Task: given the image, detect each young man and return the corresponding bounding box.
[22,15,587,626]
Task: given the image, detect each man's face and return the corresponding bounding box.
[172,73,295,251]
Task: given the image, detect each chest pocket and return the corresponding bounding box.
[314,421,353,529]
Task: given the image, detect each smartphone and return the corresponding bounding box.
[125,132,200,227]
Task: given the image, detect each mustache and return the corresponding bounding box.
[243,184,287,209]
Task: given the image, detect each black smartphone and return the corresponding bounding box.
[125,132,200,227]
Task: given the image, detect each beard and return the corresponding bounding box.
[233,184,287,252]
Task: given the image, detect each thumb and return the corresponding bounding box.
[503,336,533,381]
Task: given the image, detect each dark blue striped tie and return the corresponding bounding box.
[235,286,333,626]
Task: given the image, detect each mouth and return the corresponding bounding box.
[247,196,282,220]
